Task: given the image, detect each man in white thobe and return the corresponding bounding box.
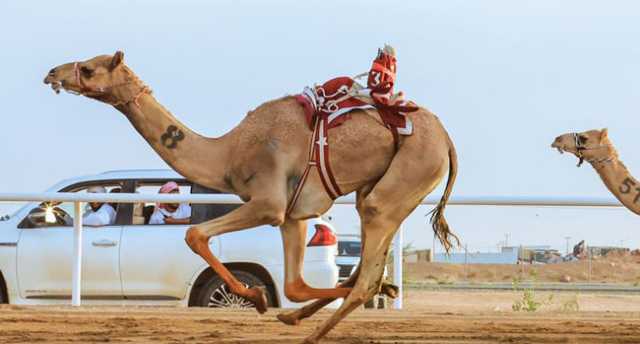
[149,181,191,225]
[83,186,116,227]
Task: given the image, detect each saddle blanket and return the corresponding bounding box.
[294,76,415,135]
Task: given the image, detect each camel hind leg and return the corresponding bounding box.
[303,132,453,342]
[277,187,398,326]
[277,186,372,326]
[302,199,410,343]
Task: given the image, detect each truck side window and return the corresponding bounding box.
[190,184,241,224]
[18,183,124,229]
[133,181,191,225]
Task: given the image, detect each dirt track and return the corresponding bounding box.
[2,290,640,343]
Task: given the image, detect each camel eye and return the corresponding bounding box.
[578,135,588,144]
[80,66,94,77]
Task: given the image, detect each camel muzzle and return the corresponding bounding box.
[551,136,585,167]
[550,140,565,154]
[43,71,63,94]
[43,66,78,95]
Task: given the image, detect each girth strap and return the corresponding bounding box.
[286,115,342,214]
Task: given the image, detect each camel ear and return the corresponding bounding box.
[110,51,124,70]
[600,128,609,143]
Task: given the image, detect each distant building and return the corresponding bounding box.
[588,246,630,257]
[502,245,551,253]
[502,245,560,263]
[434,250,518,264]
[405,249,432,263]
[421,244,626,265]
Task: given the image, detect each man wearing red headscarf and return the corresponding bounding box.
[149,181,191,225]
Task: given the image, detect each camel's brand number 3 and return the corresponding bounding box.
[161,125,185,149]
[618,177,640,203]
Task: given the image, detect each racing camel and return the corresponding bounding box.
[44,50,459,343]
[552,128,640,215]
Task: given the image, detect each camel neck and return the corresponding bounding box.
[591,157,640,215]
[116,93,232,192]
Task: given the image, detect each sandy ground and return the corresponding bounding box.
[2,290,640,343]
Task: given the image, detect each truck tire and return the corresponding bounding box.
[194,270,275,309]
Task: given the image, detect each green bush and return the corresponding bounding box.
[511,274,553,312]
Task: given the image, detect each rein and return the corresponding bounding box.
[72,62,151,107]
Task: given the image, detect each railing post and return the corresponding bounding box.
[587,244,592,283]
[72,201,83,306]
[393,225,403,310]
[464,244,468,281]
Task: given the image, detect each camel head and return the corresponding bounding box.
[43,51,149,106]
[551,128,616,167]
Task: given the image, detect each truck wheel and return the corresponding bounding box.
[195,270,275,309]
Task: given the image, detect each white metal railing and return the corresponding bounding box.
[0,192,625,206]
[0,192,624,309]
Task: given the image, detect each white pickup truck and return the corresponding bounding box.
[0,169,340,309]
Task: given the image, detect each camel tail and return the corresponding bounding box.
[428,135,460,253]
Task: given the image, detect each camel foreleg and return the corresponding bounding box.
[185,197,286,314]
[279,218,351,304]
[303,219,396,343]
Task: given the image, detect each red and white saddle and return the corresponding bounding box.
[287,46,419,213]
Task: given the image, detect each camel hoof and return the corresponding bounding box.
[302,337,318,344]
[276,312,300,326]
[381,282,399,299]
[250,286,268,314]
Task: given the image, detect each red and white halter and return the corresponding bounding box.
[286,48,419,214]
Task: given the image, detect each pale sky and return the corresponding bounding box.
[1,1,639,252]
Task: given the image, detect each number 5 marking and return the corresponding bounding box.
[619,177,636,194]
